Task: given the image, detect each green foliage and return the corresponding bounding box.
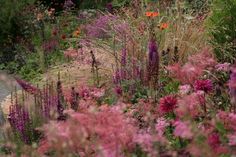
[0,0,35,61]
[207,0,236,63]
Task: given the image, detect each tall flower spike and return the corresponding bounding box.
[147,37,159,88]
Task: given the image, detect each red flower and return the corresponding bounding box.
[114,86,122,96]
[61,34,66,40]
[159,95,177,114]
[194,79,213,93]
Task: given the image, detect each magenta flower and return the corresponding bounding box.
[173,120,193,139]
[194,79,213,93]
[207,133,221,149]
[114,85,122,96]
[159,95,177,114]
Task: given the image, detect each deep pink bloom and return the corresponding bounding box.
[173,120,193,139]
[194,79,213,93]
[159,95,177,114]
[207,133,221,149]
[114,85,122,96]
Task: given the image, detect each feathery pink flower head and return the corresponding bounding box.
[159,95,177,114]
[173,120,193,139]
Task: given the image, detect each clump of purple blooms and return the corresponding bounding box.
[85,14,117,38]
[8,104,31,144]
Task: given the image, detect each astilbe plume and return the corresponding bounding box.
[8,104,31,143]
[194,79,213,93]
[158,95,177,114]
[15,78,40,95]
[39,108,137,157]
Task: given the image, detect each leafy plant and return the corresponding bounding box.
[207,0,236,63]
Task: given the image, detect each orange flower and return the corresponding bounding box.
[73,30,80,37]
[152,12,159,17]
[61,34,66,40]
[146,11,159,17]
[146,12,153,17]
[160,23,168,30]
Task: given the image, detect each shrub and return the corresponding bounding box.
[207,0,236,63]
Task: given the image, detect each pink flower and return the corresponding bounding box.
[159,95,177,114]
[173,120,193,139]
[215,63,230,72]
[228,134,236,146]
[179,84,191,95]
[167,48,216,84]
[176,92,203,118]
[90,88,105,98]
[134,130,158,155]
[155,118,169,136]
[194,79,213,93]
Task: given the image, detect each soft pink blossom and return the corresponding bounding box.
[173,120,193,139]
[179,84,191,95]
[215,62,230,72]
